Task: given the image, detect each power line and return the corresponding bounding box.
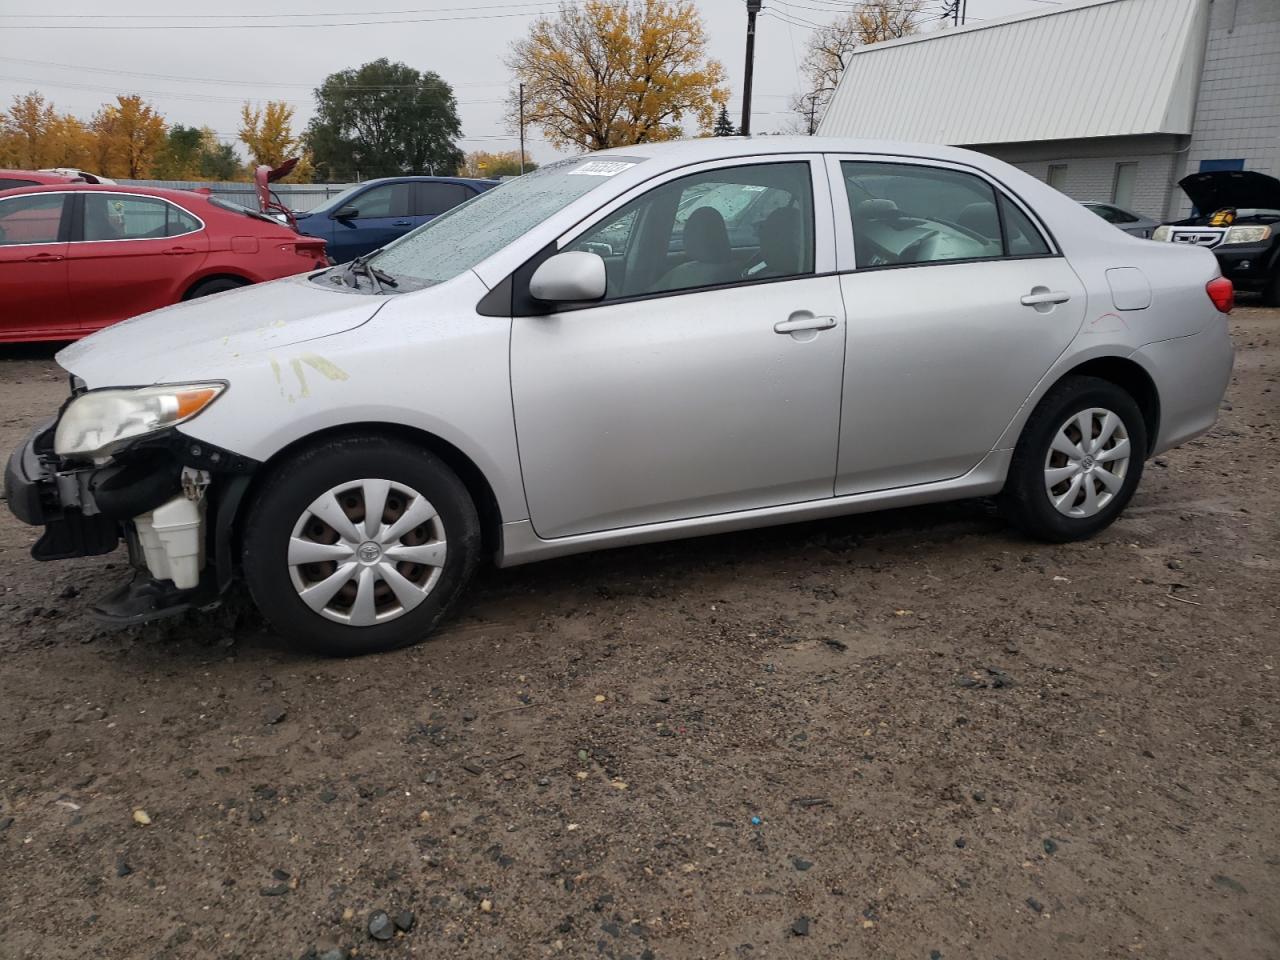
[0,7,562,29]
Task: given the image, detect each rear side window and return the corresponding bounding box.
[351,183,412,219]
[0,193,65,245]
[842,161,1049,267]
[166,204,202,236]
[0,178,39,192]
[84,195,175,241]
[414,182,472,216]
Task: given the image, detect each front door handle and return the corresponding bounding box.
[163,246,197,256]
[25,252,64,263]
[1020,289,1071,307]
[393,220,412,227]
[774,314,838,334]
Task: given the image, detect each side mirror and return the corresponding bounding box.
[529,251,606,303]
[333,204,359,220]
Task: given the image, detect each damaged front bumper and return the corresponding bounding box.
[4,417,258,623]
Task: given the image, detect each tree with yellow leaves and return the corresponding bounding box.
[1,93,97,170]
[459,150,536,178]
[238,101,313,182]
[507,0,727,151]
[90,95,167,178]
[794,0,923,132]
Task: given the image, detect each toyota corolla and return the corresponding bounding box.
[4,138,1234,656]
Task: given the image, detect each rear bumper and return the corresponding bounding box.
[1137,322,1235,455]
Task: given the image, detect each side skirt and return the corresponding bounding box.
[495,449,1012,568]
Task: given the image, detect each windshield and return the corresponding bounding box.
[368,157,641,286]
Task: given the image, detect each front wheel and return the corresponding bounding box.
[241,435,481,656]
[1001,375,1147,542]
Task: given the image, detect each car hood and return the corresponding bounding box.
[57,273,386,388]
[1178,170,1280,213]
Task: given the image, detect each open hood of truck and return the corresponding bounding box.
[1178,170,1280,214]
[57,273,387,388]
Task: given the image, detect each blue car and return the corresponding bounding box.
[292,176,498,263]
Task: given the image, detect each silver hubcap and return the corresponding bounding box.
[1044,407,1131,518]
[287,479,447,626]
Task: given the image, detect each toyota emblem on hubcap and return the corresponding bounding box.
[357,541,382,564]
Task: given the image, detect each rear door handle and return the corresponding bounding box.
[163,246,197,256]
[393,220,412,227]
[25,252,64,263]
[774,315,838,334]
[1020,289,1071,306]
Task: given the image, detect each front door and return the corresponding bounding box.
[0,192,73,341]
[829,157,1087,494]
[329,181,414,262]
[510,157,847,539]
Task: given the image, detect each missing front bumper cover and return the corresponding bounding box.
[90,568,221,626]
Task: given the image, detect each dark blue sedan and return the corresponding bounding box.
[293,176,498,263]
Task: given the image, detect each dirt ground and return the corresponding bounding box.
[0,305,1276,960]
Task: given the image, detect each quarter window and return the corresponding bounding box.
[83,195,197,241]
[569,161,815,300]
[841,161,1050,267]
[0,193,64,245]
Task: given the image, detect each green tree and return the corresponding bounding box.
[197,128,242,181]
[153,124,204,179]
[713,104,736,137]
[304,59,463,180]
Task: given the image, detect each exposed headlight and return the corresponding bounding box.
[54,382,226,458]
[1223,225,1271,245]
[1151,225,1171,242]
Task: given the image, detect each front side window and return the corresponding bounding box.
[569,161,815,300]
[350,183,412,219]
[842,161,1049,267]
[83,195,193,241]
[0,193,64,245]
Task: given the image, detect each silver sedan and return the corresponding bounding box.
[7,138,1235,655]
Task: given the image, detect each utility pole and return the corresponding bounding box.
[806,93,818,136]
[740,0,762,136]
[518,82,526,175]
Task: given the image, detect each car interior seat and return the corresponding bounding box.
[657,207,736,291]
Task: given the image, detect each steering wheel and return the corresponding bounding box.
[896,230,939,264]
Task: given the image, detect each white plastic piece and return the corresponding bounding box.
[135,495,206,589]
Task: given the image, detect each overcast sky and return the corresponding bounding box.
[1,0,1065,168]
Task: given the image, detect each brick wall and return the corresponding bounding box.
[977,135,1181,220]
[1175,0,1280,216]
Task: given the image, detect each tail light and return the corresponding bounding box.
[1206,276,1234,313]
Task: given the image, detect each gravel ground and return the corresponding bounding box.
[0,305,1276,960]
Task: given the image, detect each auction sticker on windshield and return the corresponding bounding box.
[568,160,637,177]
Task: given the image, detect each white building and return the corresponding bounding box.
[818,0,1280,221]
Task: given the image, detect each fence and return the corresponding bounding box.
[117,180,357,213]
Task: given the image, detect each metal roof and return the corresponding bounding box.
[818,0,1211,145]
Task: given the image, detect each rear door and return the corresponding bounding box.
[412,181,474,225]
[66,193,210,333]
[829,156,1086,495]
[0,192,73,341]
[328,182,413,261]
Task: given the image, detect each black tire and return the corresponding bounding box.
[1263,269,1280,308]
[1000,375,1147,543]
[185,277,248,300]
[241,435,481,656]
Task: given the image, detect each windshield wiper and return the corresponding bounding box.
[339,254,399,293]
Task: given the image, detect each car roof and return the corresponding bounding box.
[0,182,211,202]
[354,175,498,186]
[0,169,80,183]
[583,135,1007,168]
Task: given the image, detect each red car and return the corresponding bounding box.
[0,169,84,192]
[0,183,328,343]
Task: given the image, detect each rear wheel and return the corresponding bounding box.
[1001,375,1147,542]
[242,435,481,656]
[185,277,247,300]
